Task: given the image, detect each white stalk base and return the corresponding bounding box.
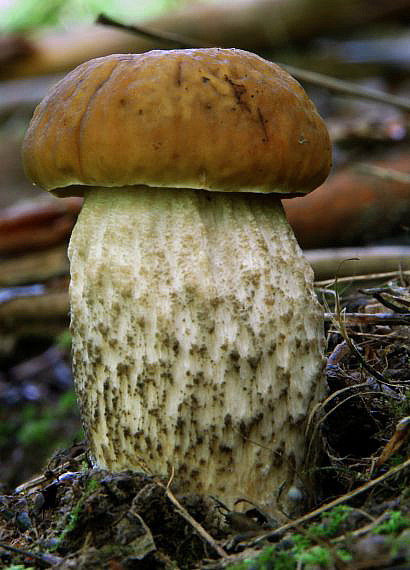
[68,186,324,511]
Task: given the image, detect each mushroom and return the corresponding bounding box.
[22,49,331,512]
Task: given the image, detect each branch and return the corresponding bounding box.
[324,312,410,325]
[280,63,410,112]
[355,164,410,184]
[96,13,211,48]
[315,270,410,287]
[0,542,61,567]
[98,13,410,112]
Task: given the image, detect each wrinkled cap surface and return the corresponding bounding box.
[22,48,332,196]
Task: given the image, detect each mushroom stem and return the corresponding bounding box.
[68,186,324,510]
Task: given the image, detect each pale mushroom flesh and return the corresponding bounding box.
[68,185,325,512]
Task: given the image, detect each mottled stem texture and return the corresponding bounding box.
[69,186,324,511]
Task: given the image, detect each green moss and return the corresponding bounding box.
[56,389,78,414]
[307,505,353,539]
[373,511,410,535]
[228,546,279,570]
[389,391,410,419]
[297,545,332,567]
[228,506,355,570]
[50,477,100,551]
[56,330,72,351]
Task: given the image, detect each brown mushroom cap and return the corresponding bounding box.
[22,48,331,196]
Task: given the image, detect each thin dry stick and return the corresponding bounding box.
[324,312,410,325]
[0,542,61,567]
[327,281,396,386]
[355,163,410,184]
[315,269,410,287]
[370,292,410,314]
[96,13,213,48]
[332,511,389,543]
[158,467,227,558]
[251,457,410,546]
[280,64,410,112]
[96,13,410,112]
[342,331,409,340]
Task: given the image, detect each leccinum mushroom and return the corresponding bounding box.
[22,49,332,512]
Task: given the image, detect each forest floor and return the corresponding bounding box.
[0,279,409,570]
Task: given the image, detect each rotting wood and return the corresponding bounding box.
[284,150,410,250]
[0,197,81,255]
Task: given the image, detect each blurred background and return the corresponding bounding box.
[0,0,409,488]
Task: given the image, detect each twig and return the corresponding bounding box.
[96,13,410,112]
[157,468,227,558]
[96,13,212,48]
[355,163,410,185]
[329,285,382,383]
[375,417,410,468]
[330,303,395,385]
[324,312,410,325]
[0,542,61,567]
[331,512,389,543]
[360,287,410,314]
[14,455,86,495]
[315,269,410,287]
[280,63,410,112]
[373,293,410,314]
[340,331,409,340]
[250,457,410,547]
